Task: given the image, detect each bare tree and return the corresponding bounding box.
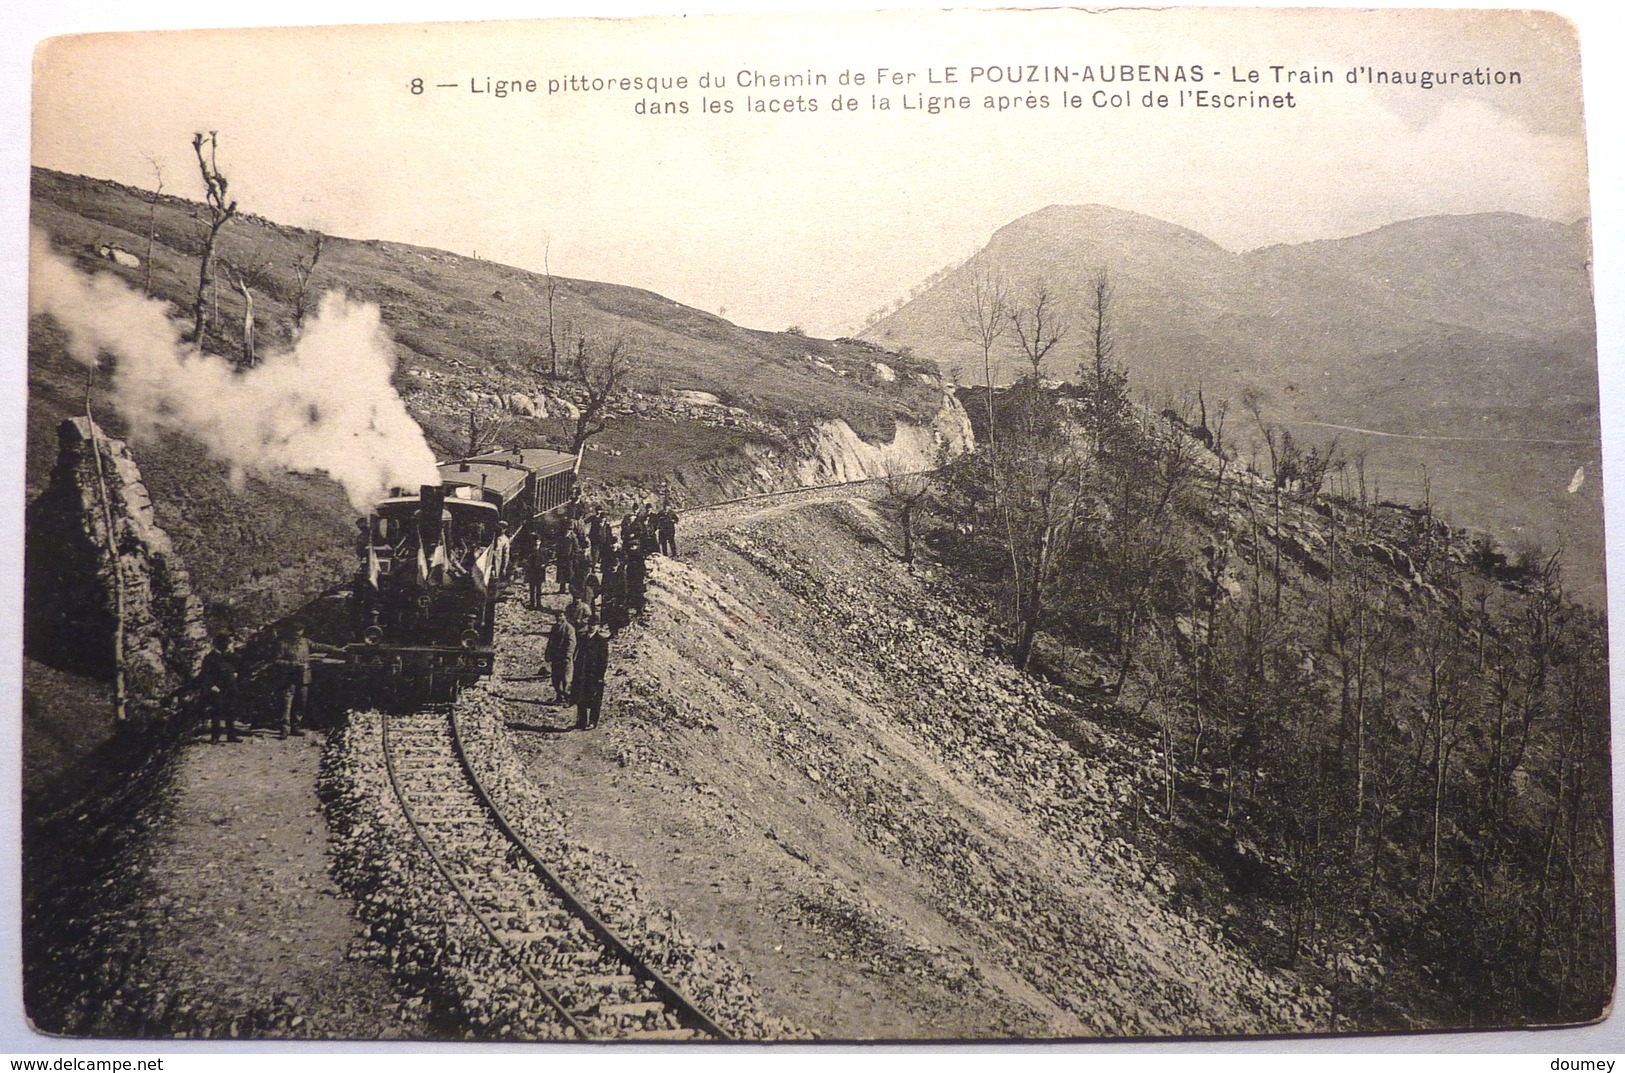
[224,263,257,367]
[1084,272,1115,382]
[186,132,238,348]
[290,232,324,333]
[220,258,276,367]
[541,237,562,378]
[956,263,1011,400]
[1078,271,1128,453]
[950,274,1089,671]
[565,329,637,454]
[141,152,164,297]
[952,264,1013,595]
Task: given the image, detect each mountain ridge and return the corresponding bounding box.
[863,200,1603,601]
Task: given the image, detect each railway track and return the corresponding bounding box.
[378,706,730,1041]
[682,470,934,535]
[352,473,919,1039]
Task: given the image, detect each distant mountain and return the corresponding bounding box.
[865,204,1604,601]
[867,205,1594,429]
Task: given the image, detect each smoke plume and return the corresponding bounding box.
[30,228,440,512]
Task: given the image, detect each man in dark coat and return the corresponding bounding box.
[554,526,577,594]
[564,594,590,632]
[524,534,550,610]
[657,503,679,558]
[573,619,611,730]
[589,511,611,567]
[544,609,577,704]
[635,504,657,551]
[199,633,241,743]
[625,544,649,618]
[602,563,629,636]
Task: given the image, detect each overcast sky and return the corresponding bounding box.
[26,5,1596,338]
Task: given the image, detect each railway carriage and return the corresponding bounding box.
[346,445,578,699]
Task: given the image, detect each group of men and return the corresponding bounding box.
[529,496,681,731]
[521,500,679,619]
[194,621,328,744]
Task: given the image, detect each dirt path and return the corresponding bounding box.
[684,480,889,535]
[131,727,431,1039]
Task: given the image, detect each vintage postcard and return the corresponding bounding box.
[17,4,1614,1046]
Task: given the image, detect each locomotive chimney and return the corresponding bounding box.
[418,484,446,545]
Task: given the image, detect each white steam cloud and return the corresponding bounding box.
[30,228,440,512]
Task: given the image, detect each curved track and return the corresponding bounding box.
[362,472,924,1039]
[378,707,730,1041]
[682,471,931,535]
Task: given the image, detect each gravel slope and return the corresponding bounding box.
[499,495,1329,1039]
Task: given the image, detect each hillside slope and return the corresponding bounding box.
[27,166,945,631]
[497,496,1327,1038]
[24,166,960,817]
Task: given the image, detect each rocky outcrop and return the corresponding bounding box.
[25,417,208,718]
[793,393,974,485]
[674,393,976,502]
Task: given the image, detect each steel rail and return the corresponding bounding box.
[379,710,593,1040]
[446,704,732,1041]
[365,467,929,1039]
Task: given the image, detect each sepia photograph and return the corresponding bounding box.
[10,1,1619,1048]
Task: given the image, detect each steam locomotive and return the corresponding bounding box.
[344,446,578,700]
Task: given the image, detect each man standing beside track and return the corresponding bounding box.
[276,621,331,739]
[494,521,513,581]
[545,608,577,704]
[573,617,610,730]
[625,541,649,618]
[554,524,576,595]
[199,633,242,744]
[524,532,551,610]
[657,502,679,558]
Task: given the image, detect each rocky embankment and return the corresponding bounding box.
[495,494,1330,1039]
[669,393,975,503]
[24,417,208,715]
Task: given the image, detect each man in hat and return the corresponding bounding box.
[523,532,550,610]
[199,633,242,743]
[544,608,577,704]
[573,617,611,730]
